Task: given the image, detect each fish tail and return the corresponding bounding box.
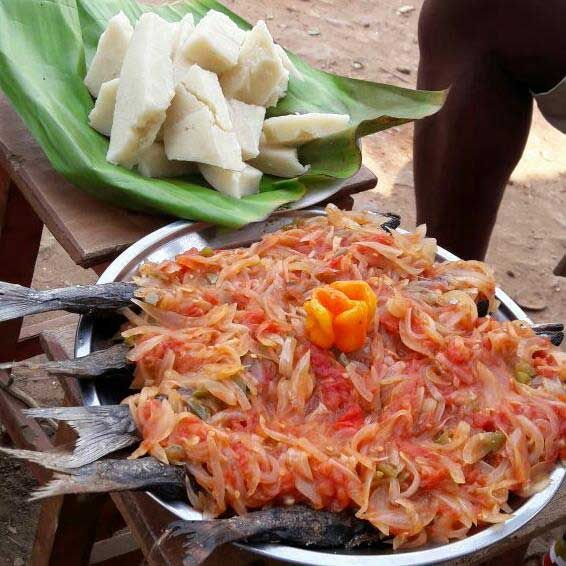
[0,282,49,322]
[168,519,238,565]
[21,406,138,468]
[0,446,75,472]
[0,343,131,378]
[30,472,83,501]
[22,457,184,500]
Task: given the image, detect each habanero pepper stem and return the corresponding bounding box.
[304,281,377,353]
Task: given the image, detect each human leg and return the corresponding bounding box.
[414,0,566,260]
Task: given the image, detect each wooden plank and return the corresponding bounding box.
[89,529,139,564]
[91,549,144,566]
[111,492,180,566]
[0,94,376,268]
[20,314,79,342]
[30,488,107,566]
[0,181,43,362]
[16,314,77,363]
[27,332,106,566]
[12,335,43,362]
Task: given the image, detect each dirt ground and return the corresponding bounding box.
[1,0,564,564]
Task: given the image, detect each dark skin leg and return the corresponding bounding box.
[414,0,566,260]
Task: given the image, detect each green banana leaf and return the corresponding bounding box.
[0,0,445,227]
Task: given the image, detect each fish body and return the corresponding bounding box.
[531,323,564,346]
[0,281,135,322]
[169,505,377,564]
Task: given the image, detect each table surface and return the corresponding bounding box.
[0,93,377,269]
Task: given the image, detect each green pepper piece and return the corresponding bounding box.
[188,398,211,421]
[192,389,208,399]
[434,431,451,445]
[376,462,398,478]
[487,431,506,452]
[515,360,536,376]
[515,371,531,384]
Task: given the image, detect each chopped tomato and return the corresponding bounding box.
[233,442,249,467]
[329,256,344,269]
[372,232,395,245]
[420,465,449,489]
[309,346,344,380]
[180,303,205,317]
[264,321,280,333]
[334,404,364,430]
[321,378,353,411]
[380,311,399,333]
[318,478,336,498]
[445,340,472,364]
[310,346,354,410]
[203,291,219,305]
[241,309,265,325]
[471,412,495,432]
[398,441,429,459]
[168,415,203,444]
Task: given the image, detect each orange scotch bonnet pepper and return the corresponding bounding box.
[304,280,377,353]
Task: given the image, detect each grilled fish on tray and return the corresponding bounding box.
[1,206,565,564]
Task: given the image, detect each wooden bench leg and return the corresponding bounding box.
[0,178,44,362]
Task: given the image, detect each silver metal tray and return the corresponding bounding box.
[76,209,564,565]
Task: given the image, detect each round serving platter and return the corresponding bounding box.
[76,209,564,565]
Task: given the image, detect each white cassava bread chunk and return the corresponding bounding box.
[221,21,289,108]
[262,113,350,146]
[182,65,232,131]
[180,10,246,74]
[248,138,309,177]
[171,13,195,57]
[172,14,196,83]
[163,85,243,170]
[88,78,119,137]
[84,12,133,98]
[274,44,303,80]
[137,142,197,178]
[107,13,176,169]
[228,99,265,160]
[199,163,262,198]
